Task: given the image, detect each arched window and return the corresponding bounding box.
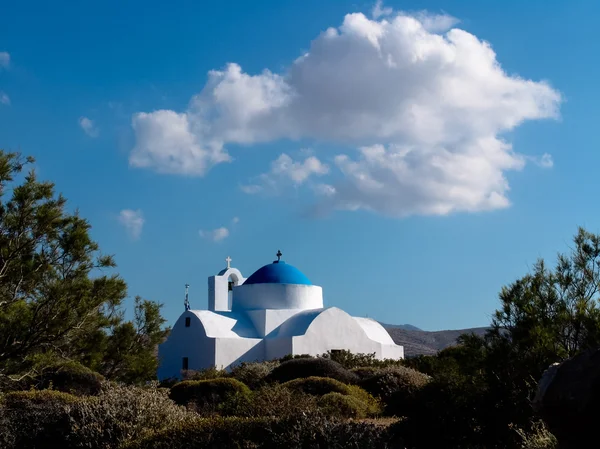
[227,276,235,309]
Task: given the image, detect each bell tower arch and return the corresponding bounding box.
[208,256,245,312]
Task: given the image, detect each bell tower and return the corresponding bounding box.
[207,256,245,312]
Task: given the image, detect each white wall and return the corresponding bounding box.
[381,343,404,359]
[290,308,387,358]
[246,309,308,337]
[233,284,323,311]
[352,317,404,359]
[215,338,265,369]
[265,336,293,360]
[157,312,216,379]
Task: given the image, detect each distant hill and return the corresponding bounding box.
[381,324,489,357]
[378,322,422,331]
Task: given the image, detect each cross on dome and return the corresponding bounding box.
[226,256,232,269]
[276,250,282,262]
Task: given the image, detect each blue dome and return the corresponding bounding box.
[244,261,312,285]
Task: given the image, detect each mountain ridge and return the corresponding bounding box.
[379,323,489,357]
[377,322,422,331]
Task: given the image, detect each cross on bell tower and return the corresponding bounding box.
[226,256,232,269]
[184,283,190,311]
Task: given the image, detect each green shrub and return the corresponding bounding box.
[239,383,319,418]
[390,373,489,449]
[321,350,379,369]
[281,376,381,417]
[126,414,395,449]
[0,390,81,449]
[125,416,269,449]
[282,376,350,396]
[34,361,105,396]
[401,354,447,376]
[0,383,197,449]
[182,366,229,381]
[278,353,313,362]
[266,357,358,384]
[359,366,430,416]
[73,383,196,448]
[346,384,382,416]
[169,378,251,415]
[321,350,404,370]
[351,366,381,380]
[158,377,179,388]
[229,360,279,389]
[317,392,369,418]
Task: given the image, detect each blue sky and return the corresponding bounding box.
[1,0,598,331]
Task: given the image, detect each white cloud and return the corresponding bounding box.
[314,183,337,197]
[240,184,263,194]
[130,110,230,176]
[79,116,99,138]
[528,153,553,169]
[0,92,10,106]
[130,8,561,217]
[372,0,392,19]
[0,53,10,106]
[200,217,239,241]
[538,153,554,168]
[0,52,9,69]
[199,227,230,242]
[242,153,329,194]
[118,209,144,240]
[327,142,523,216]
[412,11,460,33]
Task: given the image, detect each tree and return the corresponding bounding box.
[0,150,167,383]
[99,296,169,383]
[399,228,600,448]
[477,227,600,443]
[492,228,600,363]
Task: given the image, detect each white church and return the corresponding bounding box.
[157,252,404,380]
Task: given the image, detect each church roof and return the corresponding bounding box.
[244,261,312,286]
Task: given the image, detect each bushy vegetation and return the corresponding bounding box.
[359,366,430,416]
[181,366,229,381]
[351,366,381,380]
[282,376,381,417]
[0,390,81,449]
[229,360,279,389]
[126,414,396,449]
[266,356,359,384]
[321,349,404,370]
[0,384,196,449]
[169,378,251,415]
[237,383,320,418]
[282,376,351,396]
[32,361,105,396]
[317,392,371,419]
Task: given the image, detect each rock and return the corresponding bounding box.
[534,349,600,448]
[532,362,560,412]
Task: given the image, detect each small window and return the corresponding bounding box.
[182,357,189,370]
[185,317,191,327]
